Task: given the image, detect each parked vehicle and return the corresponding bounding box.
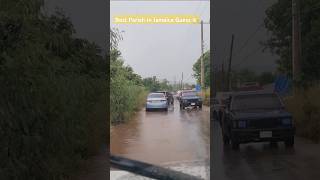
[156,91,174,105]
[167,92,174,105]
[221,91,295,150]
[177,90,193,102]
[146,93,168,111]
[179,91,202,109]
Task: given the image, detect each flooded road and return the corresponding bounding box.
[111,100,210,166]
[212,119,320,180]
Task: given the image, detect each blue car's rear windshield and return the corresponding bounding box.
[148,94,164,98]
[232,94,282,110]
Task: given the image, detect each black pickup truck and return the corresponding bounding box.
[221,91,295,150]
[179,91,202,109]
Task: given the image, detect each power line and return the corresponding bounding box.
[232,46,264,68]
[233,22,264,58]
[184,74,194,82]
[228,1,320,71]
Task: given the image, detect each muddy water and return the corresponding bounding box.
[110,100,210,166]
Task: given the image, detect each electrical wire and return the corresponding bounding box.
[223,1,320,72]
[232,46,264,68]
[233,22,264,58]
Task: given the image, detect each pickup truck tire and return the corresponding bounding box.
[285,137,294,147]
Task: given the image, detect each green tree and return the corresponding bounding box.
[110,29,146,124]
[258,72,275,85]
[193,50,210,88]
[1,2,106,179]
[264,0,320,84]
[142,77,173,92]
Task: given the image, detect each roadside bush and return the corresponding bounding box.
[110,74,147,124]
[0,5,107,179]
[284,86,320,142]
[0,60,106,179]
[110,34,147,125]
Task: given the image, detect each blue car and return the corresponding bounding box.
[146,93,168,111]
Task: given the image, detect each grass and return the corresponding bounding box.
[284,86,320,142]
[110,79,148,125]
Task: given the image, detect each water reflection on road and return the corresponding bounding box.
[110,100,210,166]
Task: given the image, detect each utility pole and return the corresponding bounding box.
[200,20,205,93]
[292,0,301,85]
[227,34,235,91]
[173,76,176,91]
[181,72,184,90]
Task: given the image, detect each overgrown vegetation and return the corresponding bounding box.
[264,0,320,84]
[110,29,147,124]
[142,77,173,92]
[192,50,210,105]
[202,88,210,106]
[193,50,210,88]
[285,86,320,142]
[0,1,106,179]
[110,28,180,124]
[264,0,320,141]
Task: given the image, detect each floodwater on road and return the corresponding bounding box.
[212,119,320,180]
[110,100,210,166]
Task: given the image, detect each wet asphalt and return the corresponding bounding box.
[212,119,320,180]
[111,99,320,180]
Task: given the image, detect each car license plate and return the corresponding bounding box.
[191,103,196,105]
[260,131,272,138]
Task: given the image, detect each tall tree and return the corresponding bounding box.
[264,0,320,84]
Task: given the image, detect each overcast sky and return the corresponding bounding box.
[44,0,107,52]
[213,0,278,73]
[43,0,278,83]
[111,1,210,84]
